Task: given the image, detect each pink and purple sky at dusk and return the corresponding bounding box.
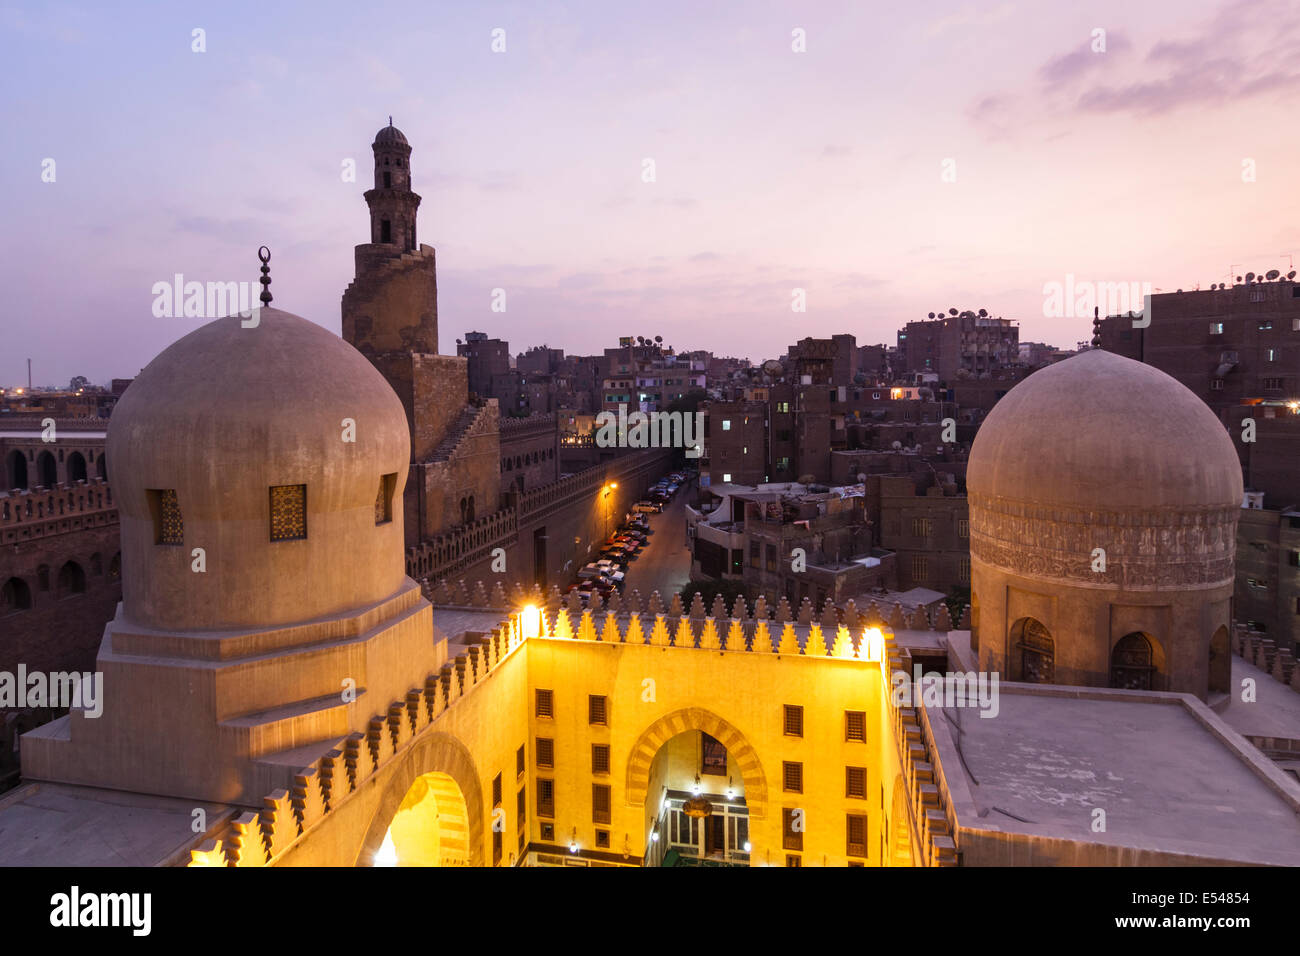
[3,0,1299,386]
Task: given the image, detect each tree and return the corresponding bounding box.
[944,585,970,626]
[678,578,750,615]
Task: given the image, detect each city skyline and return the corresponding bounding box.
[5,0,1300,385]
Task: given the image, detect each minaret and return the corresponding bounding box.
[363,118,421,260]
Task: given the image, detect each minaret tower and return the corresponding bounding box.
[363,118,421,259]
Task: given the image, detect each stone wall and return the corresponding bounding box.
[0,479,122,675]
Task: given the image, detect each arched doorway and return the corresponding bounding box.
[2,577,32,614]
[642,730,749,866]
[1011,617,1054,683]
[5,450,26,490]
[36,450,56,487]
[1109,632,1156,690]
[356,732,484,867]
[58,560,85,597]
[626,708,767,867]
[374,771,471,867]
[1208,625,1230,695]
[67,452,87,483]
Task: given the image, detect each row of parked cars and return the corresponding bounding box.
[633,469,690,513]
[569,510,654,603]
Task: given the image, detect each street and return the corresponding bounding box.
[619,478,693,601]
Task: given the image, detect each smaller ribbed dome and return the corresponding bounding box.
[374,124,408,147]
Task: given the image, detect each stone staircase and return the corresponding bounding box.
[428,404,490,463]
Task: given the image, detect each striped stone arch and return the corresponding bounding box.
[624,707,768,818]
[356,731,484,867]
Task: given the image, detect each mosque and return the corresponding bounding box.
[0,125,1297,868]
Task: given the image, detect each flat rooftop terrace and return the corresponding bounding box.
[930,684,1300,866]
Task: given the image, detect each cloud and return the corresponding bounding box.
[926,2,1015,37]
[1039,33,1131,89]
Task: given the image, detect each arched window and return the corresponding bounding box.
[1109,632,1154,690]
[37,450,57,488]
[109,553,121,579]
[5,450,26,490]
[67,451,87,483]
[1011,617,1054,683]
[58,560,85,597]
[96,454,108,480]
[467,495,475,522]
[459,497,468,524]
[2,577,32,614]
[90,552,102,575]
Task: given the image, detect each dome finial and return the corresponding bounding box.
[258,246,272,307]
[1091,306,1101,349]
[388,115,393,127]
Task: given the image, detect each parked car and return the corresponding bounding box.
[632,502,658,514]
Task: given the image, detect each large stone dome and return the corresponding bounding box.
[108,308,411,631]
[967,349,1242,511]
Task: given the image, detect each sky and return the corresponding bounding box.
[3,0,1300,386]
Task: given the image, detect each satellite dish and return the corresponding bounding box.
[1246,272,1255,282]
[857,472,866,483]
[1267,269,1280,280]
[762,359,782,374]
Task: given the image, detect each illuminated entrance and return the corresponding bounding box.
[643,731,751,866]
[373,771,470,866]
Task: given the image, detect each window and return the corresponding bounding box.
[1209,322,1224,335]
[766,543,777,572]
[375,473,397,524]
[492,773,502,808]
[911,517,932,538]
[911,555,929,581]
[592,784,611,824]
[701,733,727,776]
[595,829,611,848]
[1263,378,1284,390]
[592,744,610,775]
[846,766,867,799]
[493,827,502,865]
[536,688,554,718]
[147,489,184,545]
[517,744,526,777]
[786,854,802,867]
[588,694,607,725]
[846,814,868,858]
[517,788,527,849]
[783,761,803,793]
[845,711,866,742]
[958,518,969,539]
[269,484,307,541]
[1288,550,1299,568]
[722,473,732,483]
[1267,348,1277,362]
[721,420,731,431]
[536,737,554,768]
[959,556,970,583]
[537,779,555,818]
[749,540,761,568]
[782,809,803,851]
[1210,378,1225,391]
[1259,320,1274,330]
[783,704,804,737]
[541,822,554,842]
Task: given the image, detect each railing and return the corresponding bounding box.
[0,478,117,543]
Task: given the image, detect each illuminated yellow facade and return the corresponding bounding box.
[187,597,933,868]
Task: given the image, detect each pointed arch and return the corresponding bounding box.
[625,707,768,818]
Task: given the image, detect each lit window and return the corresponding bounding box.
[722,420,731,431]
[1210,322,1224,335]
[723,473,732,482]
